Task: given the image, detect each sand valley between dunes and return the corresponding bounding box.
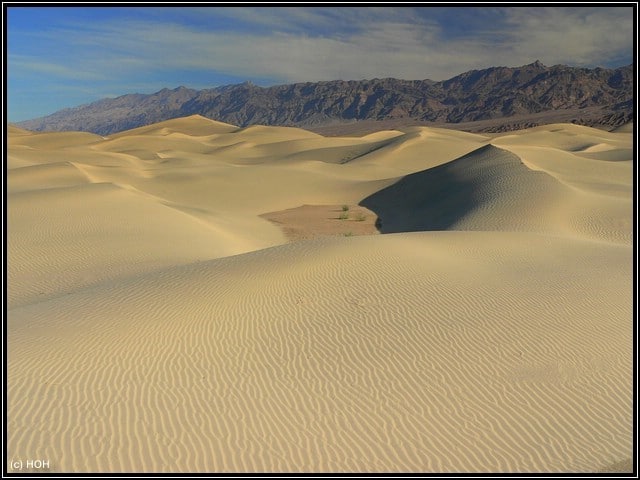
[7,115,634,473]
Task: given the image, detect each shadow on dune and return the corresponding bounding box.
[359,144,532,233]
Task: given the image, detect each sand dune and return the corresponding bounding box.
[107,114,239,138]
[361,144,571,234]
[7,125,34,136]
[7,115,633,473]
[8,129,105,149]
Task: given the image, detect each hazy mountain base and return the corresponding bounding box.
[306,106,632,137]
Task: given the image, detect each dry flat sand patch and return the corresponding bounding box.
[7,115,633,473]
[261,204,379,240]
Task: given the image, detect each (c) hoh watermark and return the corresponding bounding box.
[10,458,51,471]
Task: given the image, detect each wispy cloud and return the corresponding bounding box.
[500,7,633,66]
[20,6,630,82]
[7,6,633,120]
[9,54,108,80]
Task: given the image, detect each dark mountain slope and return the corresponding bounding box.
[16,62,633,135]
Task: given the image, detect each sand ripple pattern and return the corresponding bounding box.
[8,233,632,473]
[7,120,632,473]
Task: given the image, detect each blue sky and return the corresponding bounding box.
[6,5,634,122]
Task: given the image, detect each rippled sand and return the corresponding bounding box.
[7,117,633,473]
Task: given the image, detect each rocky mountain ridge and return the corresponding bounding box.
[16,61,633,135]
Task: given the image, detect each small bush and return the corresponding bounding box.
[339,212,349,220]
[355,213,366,221]
[341,205,350,212]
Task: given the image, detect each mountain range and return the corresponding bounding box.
[16,61,634,135]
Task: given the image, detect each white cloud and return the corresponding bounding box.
[27,6,627,86]
[500,7,633,66]
[8,54,107,81]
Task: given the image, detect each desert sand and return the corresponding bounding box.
[7,116,633,473]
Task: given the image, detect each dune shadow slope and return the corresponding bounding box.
[360,144,566,234]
